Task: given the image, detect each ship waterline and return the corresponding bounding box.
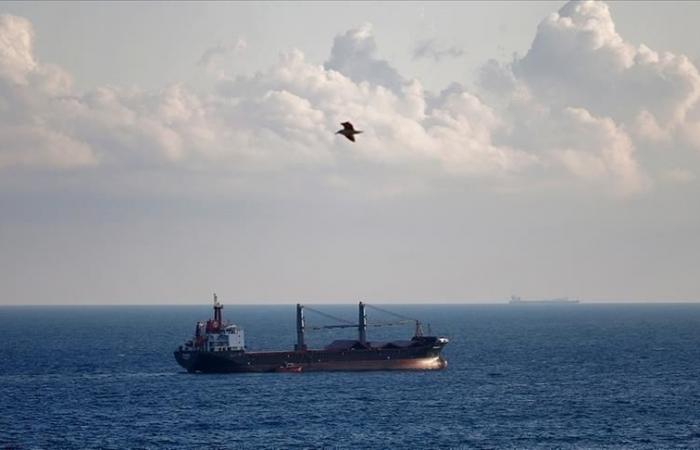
[175,349,448,373]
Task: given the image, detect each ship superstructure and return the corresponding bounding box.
[181,294,245,353]
[175,295,448,373]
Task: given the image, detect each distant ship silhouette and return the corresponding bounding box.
[509,295,580,304]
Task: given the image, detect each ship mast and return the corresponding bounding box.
[358,301,367,345]
[213,292,223,323]
[295,303,307,351]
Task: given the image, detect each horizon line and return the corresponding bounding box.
[2,300,700,307]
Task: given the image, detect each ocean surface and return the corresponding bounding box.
[1,303,699,449]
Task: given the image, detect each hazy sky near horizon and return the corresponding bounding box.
[2,1,700,305]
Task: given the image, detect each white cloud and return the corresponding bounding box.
[513,1,700,132]
[0,15,36,85]
[1,2,700,197]
[552,107,648,195]
[324,23,405,94]
[212,47,530,175]
[478,0,700,195]
[0,14,93,169]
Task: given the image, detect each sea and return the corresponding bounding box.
[1,303,699,449]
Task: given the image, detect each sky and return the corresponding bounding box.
[1,1,700,305]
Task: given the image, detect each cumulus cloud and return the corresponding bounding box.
[324,23,405,94]
[0,15,95,169]
[0,15,36,84]
[1,2,700,197]
[1,14,531,181]
[479,0,700,194]
[216,48,531,176]
[552,107,648,195]
[513,1,700,134]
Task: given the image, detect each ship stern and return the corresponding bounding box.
[174,350,199,373]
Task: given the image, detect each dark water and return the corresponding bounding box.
[1,304,699,449]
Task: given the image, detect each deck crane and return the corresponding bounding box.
[296,302,427,350]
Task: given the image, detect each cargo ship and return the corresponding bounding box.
[509,295,580,304]
[174,295,449,373]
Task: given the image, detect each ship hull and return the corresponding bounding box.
[175,345,447,373]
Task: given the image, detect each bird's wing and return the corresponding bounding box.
[341,122,354,131]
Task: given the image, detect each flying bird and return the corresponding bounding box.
[336,122,362,142]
